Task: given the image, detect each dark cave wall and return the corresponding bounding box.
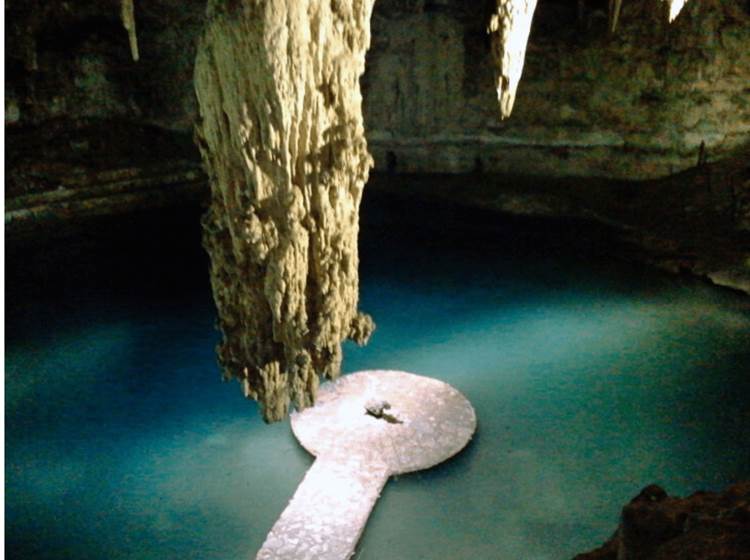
[6,0,750,197]
[4,0,201,132]
[4,0,206,229]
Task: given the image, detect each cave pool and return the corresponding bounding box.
[6,189,750,559]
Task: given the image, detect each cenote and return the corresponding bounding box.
[6,190,750,560]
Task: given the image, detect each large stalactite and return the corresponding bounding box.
[194,0,375,422]
[488,0,539,120]
[191,0,699,422]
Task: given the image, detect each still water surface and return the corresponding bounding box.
[6,193,750,559]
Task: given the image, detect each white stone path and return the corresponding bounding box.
[256,370,477,560]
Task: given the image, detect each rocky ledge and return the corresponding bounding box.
[368,145,750,296]
[575,482,750,560]
[5,119,205,243]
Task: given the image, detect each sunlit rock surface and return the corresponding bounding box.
[194,0,375,421]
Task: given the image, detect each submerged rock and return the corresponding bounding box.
[194,0,375,422]
[574,482,750,560]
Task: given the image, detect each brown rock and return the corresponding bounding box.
[574,482,750,560]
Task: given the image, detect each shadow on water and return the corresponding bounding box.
[5,191,750,559]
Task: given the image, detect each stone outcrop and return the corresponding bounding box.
[574,482,750,560]
[193,0,375,421]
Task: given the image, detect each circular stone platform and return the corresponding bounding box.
[291,369,476,473]
[257,370,476,560]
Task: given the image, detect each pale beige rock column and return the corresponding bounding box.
[608,0,623,33]
[194,0,375,422]
[488,0,539,120]
[120,0,139,61]
[664,0,689,22]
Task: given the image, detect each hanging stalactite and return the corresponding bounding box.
[193,0,376,422]
[120,0,139,61]
[488,0,539,120]
[664,0,689,22]
[490,0,693,119]
[608,0,623,33]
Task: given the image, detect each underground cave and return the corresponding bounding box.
[5,0,750,558]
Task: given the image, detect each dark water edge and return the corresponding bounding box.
[6,190,750,560]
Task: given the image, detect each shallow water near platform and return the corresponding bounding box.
[6,188,750,559]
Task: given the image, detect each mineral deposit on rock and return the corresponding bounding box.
[194,0,375,421]
[488,0,539,119]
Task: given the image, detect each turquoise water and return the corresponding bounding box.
[6,193,750,559]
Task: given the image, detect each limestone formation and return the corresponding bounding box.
[194,0,375,422]
[608,0,623,33]
[664,0,689,22]
[488,0,539,119]
[120,0,139,62]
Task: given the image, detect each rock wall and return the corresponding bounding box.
[4,0,202,133]
[194,0,375,421]
[363,0,750,178]
[7,0,750,195]
[4,0,205,222]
